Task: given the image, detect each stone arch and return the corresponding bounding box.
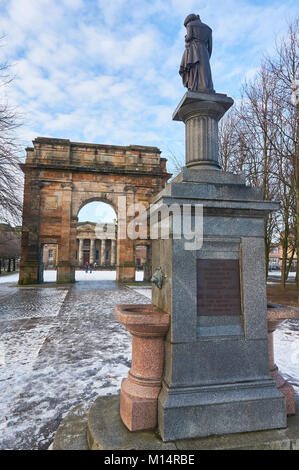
[76,198,118,271]
[18,137,170,285]
[74,194,118,220]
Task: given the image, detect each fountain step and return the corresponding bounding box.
[52,394,299,451]
[52,404,89,450]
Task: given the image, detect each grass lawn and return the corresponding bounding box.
[267,280,299,307]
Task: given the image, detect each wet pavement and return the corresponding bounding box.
[0,272,298,450]
[0,277,150,450]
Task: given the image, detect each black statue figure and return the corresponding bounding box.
[179,14,215,94]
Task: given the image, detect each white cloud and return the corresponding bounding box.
[0,0,298,168]
[62,0,83,9]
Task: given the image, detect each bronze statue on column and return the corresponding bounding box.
[179,13,215,94]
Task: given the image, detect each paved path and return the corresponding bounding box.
[0,280,150,450]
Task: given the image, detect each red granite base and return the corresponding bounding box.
[270,366,296,415]
[115,304,170,432]
[120,378,160,431]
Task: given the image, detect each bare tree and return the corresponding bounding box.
[229,64,280,276]
[218,108,242,172]
[0,224,21,274]
[218,19,299,284]
[265,17,299,287]
[0,43,23,226]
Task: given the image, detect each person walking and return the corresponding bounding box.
[85,261,89,273]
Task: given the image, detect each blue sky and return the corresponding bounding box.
[1,0,298,222]
[78,200,116,223]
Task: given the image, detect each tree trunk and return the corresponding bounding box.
[281,232,289,288]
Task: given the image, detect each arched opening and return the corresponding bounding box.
[36,241,60,284]
[42,243,58,283]
[76,200,117,281]
[134,243,152,282]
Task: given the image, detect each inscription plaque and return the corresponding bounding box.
[197,259,241,316]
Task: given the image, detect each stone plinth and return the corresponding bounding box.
[151,167,286,442]
[52,395,299,450]
[115,304,170,431]
[173,92,233,170]
[146,91,288,441]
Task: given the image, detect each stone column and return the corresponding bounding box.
[144,244,152,282]
[19,176,42,285]
[69,216,77,279]
[90,239,95,264]
[100,239,106,266]
[78,239,83,266]
[57,182,75,283]
[116,193,135,282]
[111,239,116,266]
[173,92,233,170]
[116,238,135,282]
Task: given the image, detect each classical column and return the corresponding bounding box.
[173,92,233,170]
[111,239,116,266]
[144,244,152,282]
[100,239,106,266]
[78,239,83,266]
[90,239,95,264]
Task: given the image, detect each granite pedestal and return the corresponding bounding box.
[115,304,170,431]
[151,92,287,442]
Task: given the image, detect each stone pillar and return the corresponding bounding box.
[173,92,233,170]
[100,239,106,266]
[116,238,135,282]
[111,239,116,266]
[116,194,135,282]
[90,239,95,264]
[57,182,75,283]
[78,239,83,266]
[69,216,77,279]
[19,176,42,285]
[144,244,152,282]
